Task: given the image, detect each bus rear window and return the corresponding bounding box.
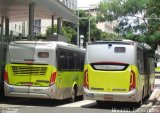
[114,47,126,53]
[38,52,49,58]
[90,63,129,71]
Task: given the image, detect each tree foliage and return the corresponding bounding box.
[79,10,102,43]
[45,23,76,43]
[79,10,122,43]
[45,10,123,46]
[98,0,160,53]
[97,0,147,22]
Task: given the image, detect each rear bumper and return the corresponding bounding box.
[4,82,60,99]
[83,88,139,102]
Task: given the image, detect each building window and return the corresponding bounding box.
[19,25,21,31]
[15,24,17,29]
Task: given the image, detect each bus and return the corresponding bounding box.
[4,41,85,102]
[83,40,155,105]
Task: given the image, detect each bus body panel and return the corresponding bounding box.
[87,64,131,93]
[6,64,56,87]
[4,82,57,99]
[4,41,85,100]
[85,42,136,65]
[84,41,155,103]
[84,64,143,102]
[8,42,55,65]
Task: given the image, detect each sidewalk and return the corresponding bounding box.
[142,88,160,113]
[149,89,160,113]
[149,88,160,105]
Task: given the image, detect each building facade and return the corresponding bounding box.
[9,0,77,38]
[89,4,117,33]
[60,0,77,10]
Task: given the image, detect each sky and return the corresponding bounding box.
[77,0,102,7]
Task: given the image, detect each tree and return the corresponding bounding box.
[97,0,160,53]
[45,10,122,46]
[79,10,121,43]
[45,23,76,44]
[101,32,123,40]
[78,10,102,44]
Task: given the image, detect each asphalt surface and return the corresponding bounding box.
[0,88,160,113]
[0,96,143,113]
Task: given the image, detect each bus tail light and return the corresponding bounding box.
[84,69,89,89]
[129,70,136,91]
[4,70,9,83]
[50,72,56,86]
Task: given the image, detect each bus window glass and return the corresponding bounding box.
[114,47,126,53]
[79,53,85,71]
[67,52,74,70]
[93,65,125,70]
[137,48,144,74]
[38,52,49,58]
[73,52,79,70]
[59,50,67,70]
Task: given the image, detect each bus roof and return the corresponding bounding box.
[88,40,136,45]
[88,40,151,50]
[9,41,85,52]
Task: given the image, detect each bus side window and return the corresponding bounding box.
[59,50,67,70]
[67,52,74,70]
[137,48,144,75]
[73,52,79,70]
[79,53,85,71]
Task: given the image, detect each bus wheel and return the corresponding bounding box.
[70,86,77,103]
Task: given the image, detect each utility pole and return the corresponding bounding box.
[77,7,91,47]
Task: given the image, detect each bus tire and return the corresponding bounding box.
[70,86,77,103]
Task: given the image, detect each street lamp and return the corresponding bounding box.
[80,35,84,48]
[77,7,91,47]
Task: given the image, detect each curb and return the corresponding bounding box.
[148,89,160,106]
[138,89,160,113]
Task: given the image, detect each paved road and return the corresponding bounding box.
[0,97,143,113]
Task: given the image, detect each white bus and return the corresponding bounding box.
[84,40,155,105]
[4,41,85,102]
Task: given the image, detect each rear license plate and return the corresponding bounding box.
[23,82,32,86]
[104,94,113,100]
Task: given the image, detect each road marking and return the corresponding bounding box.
[57,100,96,107]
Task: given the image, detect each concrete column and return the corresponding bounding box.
[77,24,79,47]
[29,3,35,40]
[88,18,90,42]
[10,31,13,41]
[51,15,54,35]
[22,21,25,37]
[57,18,62,35]
[0,17,4,80]
[5,18,9,42]
[77,9,79,46]
[88,7,91,42]
[0,16,4,44]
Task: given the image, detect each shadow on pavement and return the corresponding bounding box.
[0,95,83,107]
[81,101,140,111]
